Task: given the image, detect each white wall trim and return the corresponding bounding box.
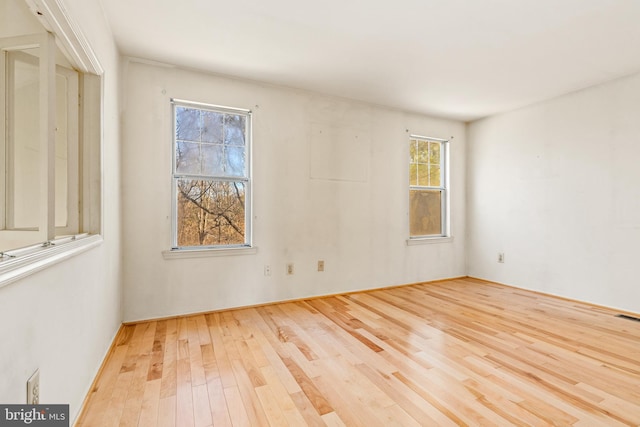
[0,234,103,288]
[406,236,454,245]
[23,0,104,74]
[162,246,258,260]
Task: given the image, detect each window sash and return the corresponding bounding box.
[409,188,447,237]
[172,177,251,249]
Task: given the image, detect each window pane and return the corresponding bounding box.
[176,179,245,247]
[417,140,429,163]
[409,189,442,236]
[226,145,245,176]
[429,141,440,164]
[201,110,223,143]
[176,141,200,174]
[417,164,430,187]
[224,114,245,146]
[429,165,441,187]
[201,144,224,176]
[409,163,418,185]
[409,140,417,163]
[176,107,200,142]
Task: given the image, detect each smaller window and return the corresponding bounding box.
[409,136,449,238]
[172,100,252,249]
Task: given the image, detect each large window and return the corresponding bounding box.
[409,136,449,238]
[172,100,251,249]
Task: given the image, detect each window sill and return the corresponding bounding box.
[406,236,454,245]
[0,234,103,289]
[162,246,258,260]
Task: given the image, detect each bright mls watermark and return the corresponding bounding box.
[0,405,68,426]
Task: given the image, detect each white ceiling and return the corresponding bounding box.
[101,0,640,121]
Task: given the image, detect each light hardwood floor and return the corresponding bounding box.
[76,278,640,426]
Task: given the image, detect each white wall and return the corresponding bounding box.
[467,71,640,314]
[121,61,466,322]
[0,0,122,422]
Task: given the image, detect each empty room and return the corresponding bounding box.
[1,0,639,425]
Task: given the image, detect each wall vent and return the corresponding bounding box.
[615,314,640,322]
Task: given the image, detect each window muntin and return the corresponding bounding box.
[409,136,448,238]
[172,100,251,249]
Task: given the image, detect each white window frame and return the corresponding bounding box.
[408,135,451,242]
[0,0,104,288]
[170,99,253,251]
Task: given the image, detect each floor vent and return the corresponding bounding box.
[615,314,640,322]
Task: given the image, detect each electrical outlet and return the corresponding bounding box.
[264,265,271,276]
[27,369,39,404]
[317,260,324,272]
[286,263,294,275]
[498,252,505,263]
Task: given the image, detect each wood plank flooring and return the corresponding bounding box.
[76,278,640,426]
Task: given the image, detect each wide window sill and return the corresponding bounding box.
[0,234,103,289]
[162,246,258,260]
[406,236,454,245]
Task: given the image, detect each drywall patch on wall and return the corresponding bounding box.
[309,123,370,182]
